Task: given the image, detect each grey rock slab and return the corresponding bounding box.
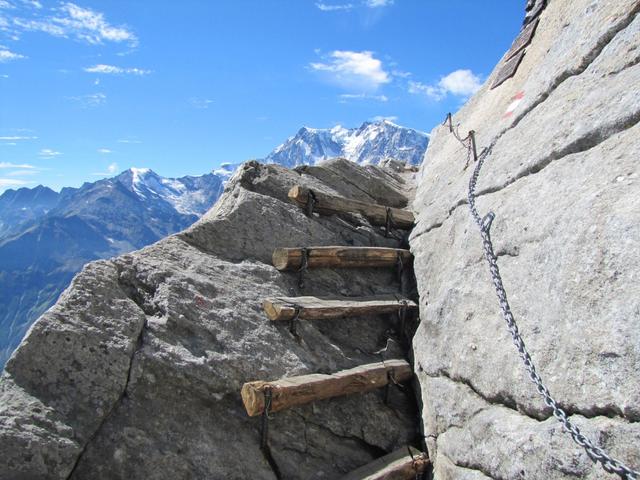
[0,260,146,479]
[412,0,640,236]
[411,12,640,474]
[413,117,640,424]
[0,159,418,479]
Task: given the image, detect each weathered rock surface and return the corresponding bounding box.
[0,158,420,479]
[411,1,640,478]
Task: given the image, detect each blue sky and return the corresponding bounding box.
[0,0,522,192]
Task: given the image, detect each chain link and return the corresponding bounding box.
[465,140,639,479]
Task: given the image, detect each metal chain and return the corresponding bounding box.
[466,142,639,479]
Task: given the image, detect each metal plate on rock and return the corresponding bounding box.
[491,50,525,90]
[525,0,546,25]
[505,18,539,61]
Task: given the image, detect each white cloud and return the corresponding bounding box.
[409,69,482,101]
[22,0,42,8]
[310,50,390,91]
[84,64,150,75]
[39,148,61,157]
[189,97,213,109]
[6,168,39,176]
[0,161,36,168]
[339,92,388,102]
[0,178,29,188]
[68,92,106,107]
[364,0,393,7]
[97,148,111,154]
[0,45,25,62]
[0,74,9,78]
[117,138,141,144]
[8,2,137,46]
[92,162,119,176]
[0,135,36,140]
[316,3,353,11]
[408,81,442,100]
[371,115,398,122]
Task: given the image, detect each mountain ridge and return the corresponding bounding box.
[0,119,428,367]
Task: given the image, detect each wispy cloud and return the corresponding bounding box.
[364,0,393,7]
[39,148,61,157]
[0,135,37,141]
[409,69,482,101]
[5,2,137,46]
[189,97,213,109]
[0,178,30,188]
[316,0,392,11]
[316,3,353,11]
[92,162,119,176]
[310,50,390,91]
[371,115,398,122]
[0,45,25,62]
[97,148,111,154]
[68,92,106,107]
[84,64,151,75]
[339,92,388,102]
[117,138,141,144]
[0,161,36,168]
[6,168,39,176]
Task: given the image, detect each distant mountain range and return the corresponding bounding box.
[0,170,224,365]
[0,120,428,366]
[264,120,428,168]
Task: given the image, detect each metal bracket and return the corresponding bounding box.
[298,248,308,289]
[289,306,301,339]
[306,189,317,217]
[385,207,394,238]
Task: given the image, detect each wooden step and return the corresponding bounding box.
[288,185,414,229]
[272,246,412,271]
[340,447,429,480]
[241,359,412,417]
[262,295,417,322]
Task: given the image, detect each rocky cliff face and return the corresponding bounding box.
[0,158,420,479]
[410,0,640,478]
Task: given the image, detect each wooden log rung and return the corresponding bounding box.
[288,185,414,229]
[262,295,417,322]
[241,359,412,417]
[272,246,412,271]
[340,447,429,480]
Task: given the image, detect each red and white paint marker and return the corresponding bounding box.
[503,91,525,118]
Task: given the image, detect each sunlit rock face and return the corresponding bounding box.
[410,1,640,478]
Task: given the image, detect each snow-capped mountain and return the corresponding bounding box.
[0,169,223,367]
[116,167,222,216]
[263,120,429,168]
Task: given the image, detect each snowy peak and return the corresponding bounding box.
[114,168,223,216]
[263,120,428,168]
